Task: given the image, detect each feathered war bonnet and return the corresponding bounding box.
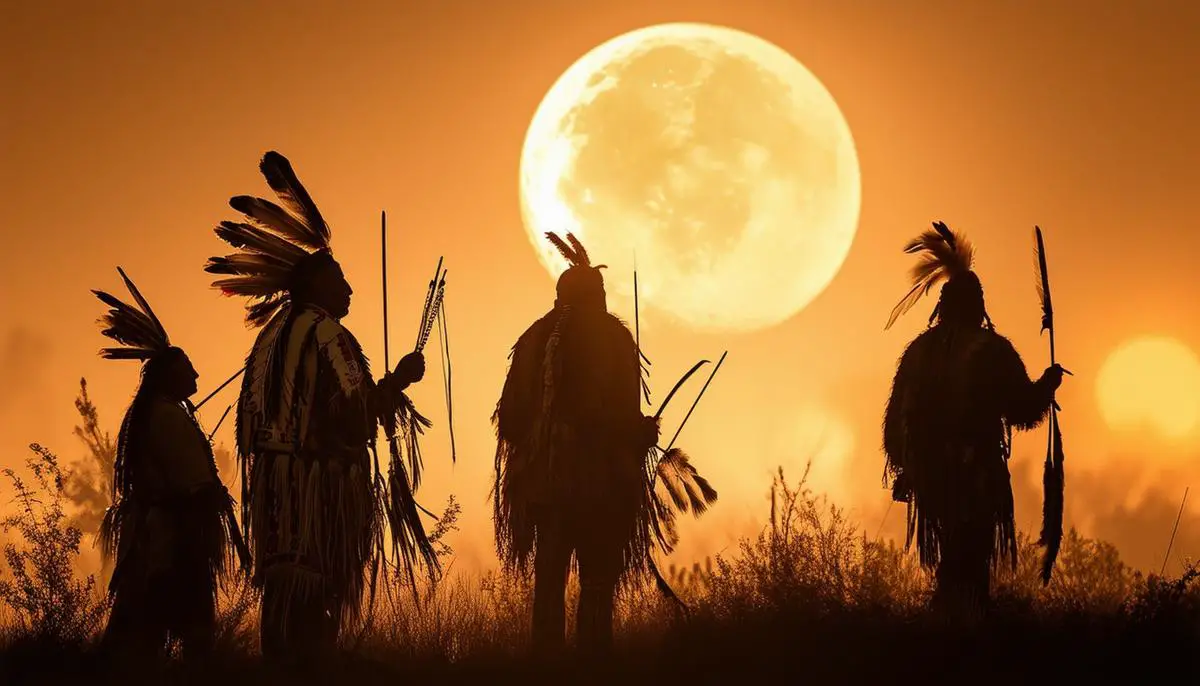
[546,232,606,310]
[205,151,334,327]
[92,267,181,366]
[885,221,993,331]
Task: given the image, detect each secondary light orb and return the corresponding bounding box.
[1096,335,1200,441]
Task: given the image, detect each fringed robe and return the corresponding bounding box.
[883,325,1057,594]
[493,305,657,590]
[101,394,235,644]
[236,304,406,633]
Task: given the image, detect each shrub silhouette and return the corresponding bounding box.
[0,443,108,651]
[2,402,1198,682]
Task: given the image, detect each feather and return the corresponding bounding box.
[1034,226,1053,334]
[885,222,975,330]
[229,195,322,250]
[566,233,591,266]
[247,295,289,327]
[93,292,163,348]
[97,321,159,349]
[99,347,157,360]
[116,267,169,346]
[655,449,718,516]
[212,221,310,265]
[211,277,288,298]
[1039,412,1065,585]
[208,153,334,333]
[544,232,579,266]
[92,269,171,359]
[205,254,294,279]
[258,151,330,250]
[932,220,956,249]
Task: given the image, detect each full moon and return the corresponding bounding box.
[519,23,861,333]
[1096,336,1200,441]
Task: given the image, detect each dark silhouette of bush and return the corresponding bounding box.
[0,442,108,674]
[2,411,1197,683]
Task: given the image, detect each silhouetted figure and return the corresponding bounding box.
[205,152,435,665]
[493,232,712,656]
[882,222,1067,620]
[92,268,242,667]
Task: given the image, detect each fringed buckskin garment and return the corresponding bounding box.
[882,222,1060,619]
[239,303,414,654]
[206,151,436,661]
[493,232,716,653]
[92,269,240,663]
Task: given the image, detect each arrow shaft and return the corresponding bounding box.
[665,350,727,452]
[195,367,245,411]
[207,404,232,442]
[383,210,390,372]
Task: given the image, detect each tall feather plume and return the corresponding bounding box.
[545,231,580,266]
[206,221,309,306]
[208,151,334,327]
[116,267,167,344]
[885,221,976,330]
[92,267,171,361]
[212,222,310,262]
[229,195,319,250]
[1034,227,1053,334]
[565,233,591,267]
[258,151,330,250]
[206,254,295,280]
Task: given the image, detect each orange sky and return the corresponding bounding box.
[2,0,1198,575]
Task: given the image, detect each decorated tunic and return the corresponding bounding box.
[236,303,404,626]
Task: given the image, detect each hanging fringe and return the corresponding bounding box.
[1038,410,1065,584]
[248,452,385,632]
[382,436,440,601]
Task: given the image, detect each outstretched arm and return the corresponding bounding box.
[989,335,1059,431]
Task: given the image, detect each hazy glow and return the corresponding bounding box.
[519,22,862,333]
[772,404,857,504]
[1097,336,1200,440]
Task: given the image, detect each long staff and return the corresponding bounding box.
[1035,226,1069,585]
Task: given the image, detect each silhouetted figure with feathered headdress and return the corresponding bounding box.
[493,232,717,655]
[205,152,435,665]
[882,222,1067,620]
[92,268,247,668]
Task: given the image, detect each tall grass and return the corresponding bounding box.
[2,442,1197,684]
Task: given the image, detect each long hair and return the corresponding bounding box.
[91,268,185,568]
[91,267,174,506]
